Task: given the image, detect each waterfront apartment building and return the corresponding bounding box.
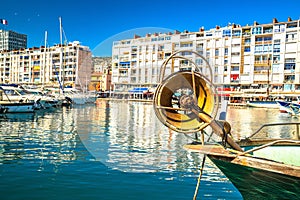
[112,17,300,94]
[0,29,27,51]
[0,41,93,90]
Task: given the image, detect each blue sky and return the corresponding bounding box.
[1,0,300,56]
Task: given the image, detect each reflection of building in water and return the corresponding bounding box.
[84,100,202,172]
[227,107,298,140]
[0,102,230,179]
[0,108,79,164]
[0,103,235,180]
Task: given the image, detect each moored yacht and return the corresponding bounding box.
[0,85,37,112]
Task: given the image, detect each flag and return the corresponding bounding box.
[0,19,8,25]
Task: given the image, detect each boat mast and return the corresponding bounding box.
[42,31,47,87]
[59,17,63,47]
[267,57,270,97]
[59,17,64,93]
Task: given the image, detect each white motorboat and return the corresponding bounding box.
[0,101,35,113]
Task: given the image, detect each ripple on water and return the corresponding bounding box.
[0,103,244,200]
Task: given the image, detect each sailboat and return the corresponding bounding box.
[55,17,93,105]
[152,50,300,199]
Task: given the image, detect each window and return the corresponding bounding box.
[244,47,251,52]
[272,64,280,73]
[263,44,272,53]
[286,32,297,42]
[165,52,171,57]
[195,58,202,66]
[255,37,263,42]
[215,66,218,73]
[274,39,280,44]
[231,52,240,56]
[181,51,192,56]
[285,58,295,63]
[273,55,280,63]
[284,75,295,82]
[119,70,128,76]
[284,63,295,70]
[252,27,262,34]
[222,29,231,37]
[284,58,295,70]
[215,49,219,56]
[180,42,193,47]
[264,37,272,41]
[232,30,241,37]
[287,22,297,29]
[273,44,280,53]
[206,51,210,58]
[224,48,228,56]
[182,60,190,65]
[245,38,251,45]
[119,62,130,68]
[274,25,285,33]
[254,45,263,54]
[264,27,273,33]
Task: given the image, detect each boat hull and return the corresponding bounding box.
[184,144,300,199]
[210,156,300,200]
[0,102,35,113]
[246,101,278,108]
[276,100,300,115]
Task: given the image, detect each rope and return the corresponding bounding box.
[221,125,228,148]
[193,131,206,200]
[215,120,229,148]
[193,155,206,200]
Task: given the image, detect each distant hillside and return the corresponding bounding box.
[92,56,111,65]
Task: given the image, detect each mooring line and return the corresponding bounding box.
[193,154,206,200]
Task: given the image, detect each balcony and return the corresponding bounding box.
[254,61,270,66]
[285,38,297,43]
[283,80,294,83]
[284,69,295,73]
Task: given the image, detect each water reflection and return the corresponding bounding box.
[76,101,203,173]
[226,107,299,140]
[0,108,80,164]
[0,103,242,200]
[2,102,296,180]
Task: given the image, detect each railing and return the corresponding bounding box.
[246,122,300,140]
[238,139,300,156]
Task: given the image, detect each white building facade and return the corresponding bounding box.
[0,42,93,90]
[112,18,300,93]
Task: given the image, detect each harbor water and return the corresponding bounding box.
[0,100,298,200]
